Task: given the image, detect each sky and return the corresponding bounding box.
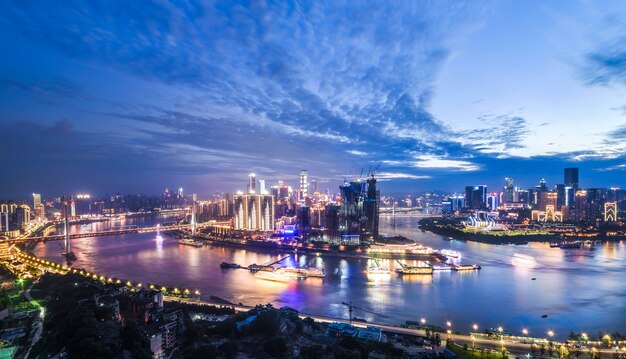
[2,0,626,197]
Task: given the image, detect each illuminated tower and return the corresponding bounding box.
[248,173,257,194]
[604,202,617,222]
[564,168,579,190]
[300,170,309,200]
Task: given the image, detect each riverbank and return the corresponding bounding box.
[418,218,557,245]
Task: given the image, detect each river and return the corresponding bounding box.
[32,215,626,339]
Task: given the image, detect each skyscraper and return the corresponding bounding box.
[258,179,266,195]
[503,177,514,204]
[564,168,579,190]
[300,170,309,199]
[604,202,617,222]
[233,193,274,231]
[32,193,41,211]
[247,173,257,194]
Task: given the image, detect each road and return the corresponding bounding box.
[166,296,622,358]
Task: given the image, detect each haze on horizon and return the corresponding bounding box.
[2,0,626,197]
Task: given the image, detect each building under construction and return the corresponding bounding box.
[338,174,379,243]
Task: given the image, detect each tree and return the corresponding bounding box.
[540,344,546,358]
[299,344,324,359]
[219,340,238,359]
[264,335,287,358]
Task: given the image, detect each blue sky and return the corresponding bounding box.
[1,0,626,197]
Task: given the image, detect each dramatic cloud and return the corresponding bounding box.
[0,1,625,195]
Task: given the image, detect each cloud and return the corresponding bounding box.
[412,155,480,172]
[376,172,432,180]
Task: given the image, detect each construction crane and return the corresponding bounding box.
[341,301,388,324]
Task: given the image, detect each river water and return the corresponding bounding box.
[33,215,626,339]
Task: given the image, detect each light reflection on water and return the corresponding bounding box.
[33,215,626,339]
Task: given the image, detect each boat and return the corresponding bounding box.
[452,264,481,271]
[541,314,548,318]
[532,278,536,280]
[254,268,306,282]
[366,266,391,274]
[432,264,453,271]
[395,260,433,274]
[559,241,582,249]
[178,238,203,247]
[440,249,461,258]
[280,266,326,278]
[396,265,433,275]
[220,262,241,269]
[549,242,560,248]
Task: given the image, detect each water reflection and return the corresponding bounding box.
[32,215,626,339]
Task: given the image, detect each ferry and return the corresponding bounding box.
[254,268,306,282]
[559,241,582,249]
[280,266,326,278]
[220,262,241,269]
[366,266,391,274]
[178,238,203,247]
[396,265,433,275]
[439,249,461,258]
[432,264,453,271]
[452,264,481,271]
[395,259,433,274]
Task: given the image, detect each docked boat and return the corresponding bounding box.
[178,238,203,247]
[453,264,481,271]
[395,259,433,274]
[559,241,582,249]
[432,264,453,271]
[220,262,241,269]
[366,266,391,274]
[280,266,326,278]
[439,249,461,258]
[254,268,305,282]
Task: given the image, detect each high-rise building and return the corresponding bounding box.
[15,205,31,229]
[258,179,266,195]
[75,194,91,216]
[564,168,579,190]
[586,188,608,222]
[604,202,617,222]
[311,180,318,194]
[554,184,565,209]
[247,173,257,194]
[449,196,464,212]
[487,193,499,210]
[338,175,379,242]
[363,175,379,240]
[233,193,274,231]
[32,193,41,211]
[471,186,487,209]
[464,186,474,208]
[300,170,309,200]
[177,187,184,198]
[573,190,587,222]
[503,177,514,204]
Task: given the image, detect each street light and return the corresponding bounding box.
[548,330,554,343]
[420,318,426,325]
[522,329,528,336]
[473,324,478,332]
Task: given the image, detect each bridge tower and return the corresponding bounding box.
[191,194,197,236]
[62,196,76,263]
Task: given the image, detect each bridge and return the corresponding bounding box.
[6,223,204,244]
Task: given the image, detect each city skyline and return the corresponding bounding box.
[3,1,626,195]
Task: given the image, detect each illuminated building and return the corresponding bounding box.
[441,201,452,214]
[586,188,608,222]
[450,196,464,211]
[75,194,92,216]
[564,168,579,190]
[311,179,318,194]
[537,191,557,212]
[554,184,565,208]
[604,202,617,222]
[258,179,266,195]
[300,170,309,200]
[15,205,31,229]
[464,186,473,208]
[233,193,274,231]
[487,192,499,210]
[466,185,487,209]
[531,205,563,222]
[32,193,41,211]
[573,190,587,222]
[503,177,514,204]
[339,174,379,242]
[247,173,256,194]
[177,187,184,198]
